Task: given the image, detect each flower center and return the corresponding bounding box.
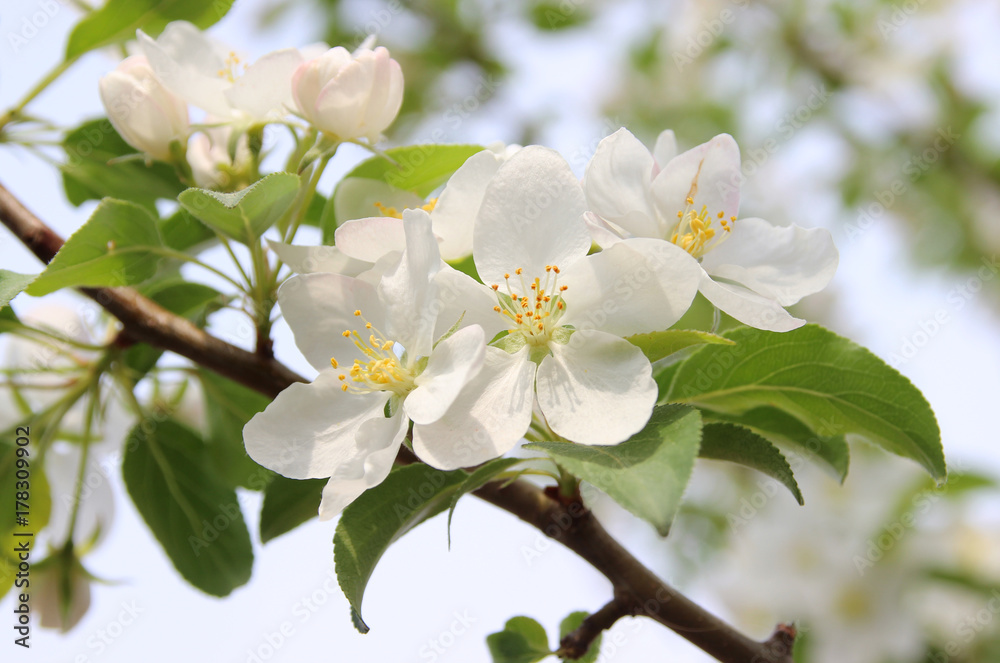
[671,196,735,259]
[491,266,568,346]
[330,310,415,396]
[373,198,439,219]
[216,51,244,83]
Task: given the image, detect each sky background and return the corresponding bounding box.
[2,0,999,662]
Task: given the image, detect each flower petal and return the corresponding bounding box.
[378,209,441,357]
[432,149,502,261]
[318,411,407,520]
[334,215,408,262]
[224,48,303,121]
[699,218,839,306]
[405,325,485,425]
[267,239,371,276]
[413,346,534,469]
[137,24,232,117]
[536,330,656,445]
[697,271,804,332]
[653,129,677,169]
[560,238,701,336]
[243,370,388,479]
[430,265,509,342]
[278,272,385,372]
[473,146,590,286]
[651,133,742,221]
[334,177,423,226]
[583,128,659,237]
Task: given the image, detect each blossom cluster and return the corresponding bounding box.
[244,136,838,519]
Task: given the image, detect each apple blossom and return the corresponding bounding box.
[470,146,703,445]
[244,211,531,519]
[291,44,404,142]
[137,21,310,125]
[186,122,254,190]
[98,55,189,162]
[584,128,839,332]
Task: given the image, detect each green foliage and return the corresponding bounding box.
[528,2,592,31]
[558,612,601,663]
[27,199,164,296]
[0,270,36,309]
[122,418,253,597]
[197,369,271,490]
[178,172,300,245]
[61,119,184,211]
[486,616,552,663]
[526,404,702,536]
[662,325,945,480]
[159,209,217,252]
[699,422,804,505]
[340,144,484,198]
[625,329,734,363]
[334,464,467,633]
[66,0,235,59]
[259,476,325,544]
[0,440,51,601]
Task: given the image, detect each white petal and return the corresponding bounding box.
[137,24,232,117]
[405,325,485,425]
[536,331,657,445]
[432,149,502,261]
[267,239,371,276]
[318,411,407,520]
[334,177,424,226]
[699,218,839,306]
[584,211,628,248]
[243,370,388,479]
[583,128,659,237]
[413,346,534,470]
[278,273,385,372]
[653,130,677,168]
[224,48,303,121]
[651,133,742,221]
[473,146,590,286]
[334,215,408,262]
[378,209,441,357]
[430,265,509,342]
[697,271,804,332]
[560,238,701,336]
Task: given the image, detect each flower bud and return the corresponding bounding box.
[187,123,253,190]
[98,55,189,161]
[292,45,403,142]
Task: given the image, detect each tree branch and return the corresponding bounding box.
[0,181,793,663]
[557,597,631,659]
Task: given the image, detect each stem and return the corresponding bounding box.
[152,247,247,291]
[1,57,78,130]
[281,150,334,244]
[558,599,632,659]
[64,384,98,546]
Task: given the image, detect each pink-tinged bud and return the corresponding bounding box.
[98,55,189,161]
[292,45,403,142]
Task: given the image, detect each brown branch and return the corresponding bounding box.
[557,597,632,659]
[0,180,793,663]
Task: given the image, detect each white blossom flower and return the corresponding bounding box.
[335,143,521,263]
[584,128,839,331]
[469,146,703,445]
[137,21,307,124]
[98,55,189,161]
[186,121,253,190]
[244,211,531,519]
[292,43,404,142]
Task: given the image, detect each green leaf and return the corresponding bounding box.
[529,2,593,31]
[66,0,235,59]
[704,406,850,481]
[446,457,523,546]
[178,172,300,245]
[558,612,602,663]
[0,270,36,309]
[662,324,945,480]
[160,208,216,252]
[197,369,271,489]
[61,119,184,210]
[259,476,325,543]
[626,329,735,363]
[0,439,52,569]
[699,423,804,505]
[334,464,467,633]
[26,199,164,296]
[341,144,484,198]
[486,616,552,663]
[526,404,702,536]
[122,418,253,597]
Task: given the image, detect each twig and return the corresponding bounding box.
[557,597,632,659]
[0,180,794,663]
